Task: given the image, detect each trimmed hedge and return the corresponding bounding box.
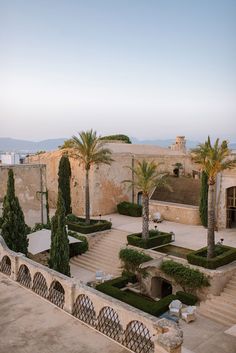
[117,201,142,217]
[119,248,152,274]
[187,245,236,269]
[66,214,112,234]
[127,230,172,249]
[96,275,176,317]
[161,260,209,293]
[68,231,89,257]
[100,134,131,144]
[176,291,198,305]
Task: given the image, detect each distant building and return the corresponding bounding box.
[170,136,186,152]
[0,152,21,165]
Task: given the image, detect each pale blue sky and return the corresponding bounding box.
[0,0,235,141]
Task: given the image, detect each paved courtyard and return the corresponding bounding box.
[0,275,128,353]
[101,213,236,249]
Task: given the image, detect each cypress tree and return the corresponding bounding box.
[1,169,28,254]
[199,171,208,227]
[49,190,70,276]
[58,154,72,215]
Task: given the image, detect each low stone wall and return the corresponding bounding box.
[0,236,183,353]
[134,247,236,301]
[149,200,201,225]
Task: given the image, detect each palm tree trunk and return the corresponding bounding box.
[207,183,215,258]
[85,169,90,224]
[142,194,149,240]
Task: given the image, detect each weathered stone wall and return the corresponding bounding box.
[149,201,201,225]
[216,169,236,229]
[0,236,183,353]
[0,164,47,226]
[27,144,197,217]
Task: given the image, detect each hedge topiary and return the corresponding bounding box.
[67,230,88,257]
[176,291,198,305]
[100,134,132,144]
[160,260,209,293]
[96,275,177,317]
[119,248,152,274]
[66,214,112,234]
[117,201,142,217]
[127,230,172,249]
[187,245,236,269]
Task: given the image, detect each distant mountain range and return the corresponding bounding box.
[0,137,235,153]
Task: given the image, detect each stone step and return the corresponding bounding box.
[220,292,236,304]
[223,287,236,295]
[198,305,236,326]
[70,259,121,276]
[77,251,120,263]
[211,296,236,308]
[92,242,124,251]
[205,301,236,320]
[225,283,236,290]
[88,247,121,258]
[70,257,121,274]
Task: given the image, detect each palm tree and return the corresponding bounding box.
[192,137,236,258]
[124,160,169,240]
[72,129,113,224]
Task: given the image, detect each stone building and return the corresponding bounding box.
[21,138,236,230]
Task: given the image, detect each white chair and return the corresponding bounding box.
[95,270,105,282]
[152,212,163,223]
[169,300,182,317]
[181,306,196,323]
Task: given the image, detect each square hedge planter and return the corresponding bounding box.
[66,214,112,234]
[127,230,172,249]
[187,245,236,269]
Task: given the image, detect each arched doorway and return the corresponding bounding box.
[227,187,236,228]
[151,277,172,298]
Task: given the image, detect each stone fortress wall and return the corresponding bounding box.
[0,164,47,226]
[0,236,183,353]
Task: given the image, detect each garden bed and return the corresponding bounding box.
[187,245,236,269]
[154,244,192,259]
[127,230,172,249]
[66,214,112,234]
[96,275,176,317]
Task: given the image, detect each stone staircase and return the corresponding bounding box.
[198,272,236,326]
[70,230,128,278]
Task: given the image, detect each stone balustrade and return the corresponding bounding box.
[0,236,183,353]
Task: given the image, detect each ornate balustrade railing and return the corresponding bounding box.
[0,236,183,353]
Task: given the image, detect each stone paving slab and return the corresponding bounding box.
[0,275,128,353]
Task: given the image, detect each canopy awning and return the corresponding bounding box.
[27,229,81,255]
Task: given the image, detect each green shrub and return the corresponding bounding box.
[127,230,172,249]
[31,223,51,233]
[68,231,89,257]
[117,201,142,217]
[161,260,209,293]
[66,214,112,234]
[187,245,236,269]
[0,217,3,228]
[119,248,152,274]
[176,291,198,305]
[100,134,131,144]
[96,275,176,317]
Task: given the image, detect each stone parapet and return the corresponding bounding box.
[0,236,183,353]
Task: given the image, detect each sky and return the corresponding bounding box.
[0,0,236,142]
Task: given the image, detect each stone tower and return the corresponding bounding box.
[170,136,186,152]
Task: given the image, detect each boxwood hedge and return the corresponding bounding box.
[187,245,236,269]
[68,231,89,257]
[96,275,176,317]
[66,214,112,234]
[117,201,142,217]
[176,291,198,305]
[127,230,172,249]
